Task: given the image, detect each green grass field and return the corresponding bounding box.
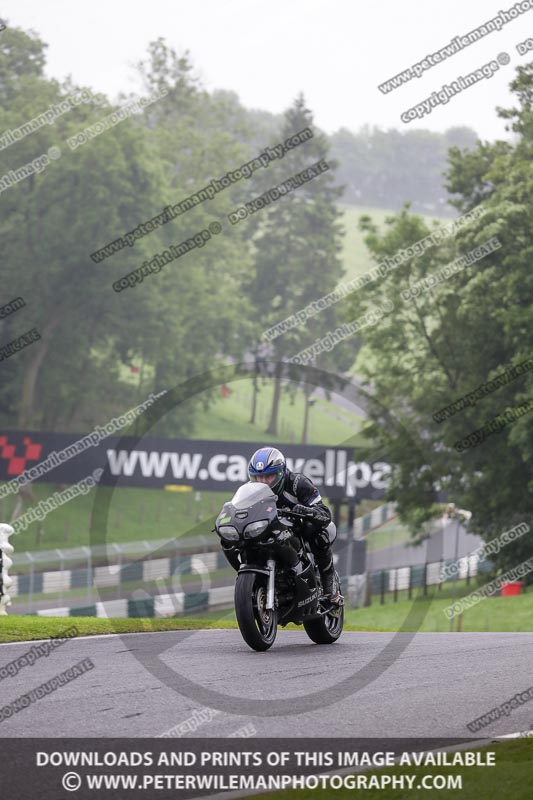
[364,516,413,552]
[346,586,533,632]
[339,202,447,282]
[339,204,396,281]
[197,378,366,445]
[254,740,533,800]
[0,483,224,552]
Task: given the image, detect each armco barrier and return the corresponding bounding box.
[367,556,494,605]
[26,584,234,618]
[354,503,397,537]
[0,523,14,614]
[10,549,225,598]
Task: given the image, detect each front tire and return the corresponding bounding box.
[235,572,278,652]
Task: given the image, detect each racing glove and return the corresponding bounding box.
[292,503,331,526]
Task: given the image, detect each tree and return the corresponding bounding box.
[0,27,165,429]
[130,39,254,435]
[0,30,254,437]
[241,94,347,436]
[344,64,533,573]
[329,124,478,215]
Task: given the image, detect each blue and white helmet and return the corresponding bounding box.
[248,446,286,495]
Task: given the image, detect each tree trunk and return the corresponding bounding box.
[17,317,62,428]
[10,484,37,524]
[63,325,99,429]
[250,357,259,424]
[266,362,282,436]
[301,383,312,444]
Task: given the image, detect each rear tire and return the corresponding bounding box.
[303,571,344,644]
[235,572,278,652]
[303,604,344,644]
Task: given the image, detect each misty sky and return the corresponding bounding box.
[3,0,530,140]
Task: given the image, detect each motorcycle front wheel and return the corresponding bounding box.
[235,571,278,652]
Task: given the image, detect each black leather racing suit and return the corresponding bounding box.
[275,469,335,584]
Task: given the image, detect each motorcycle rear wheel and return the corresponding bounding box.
[303,571,344,644]
[235,572,278,652]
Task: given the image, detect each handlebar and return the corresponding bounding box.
[279,508,314,519]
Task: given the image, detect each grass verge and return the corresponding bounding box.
[0,615,386,643]
[254,740,533,800]
[346,588,533,632]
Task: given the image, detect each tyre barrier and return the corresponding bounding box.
[0,523,14,615]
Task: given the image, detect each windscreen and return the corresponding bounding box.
[230,481,275,510]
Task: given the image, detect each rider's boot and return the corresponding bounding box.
[315,551,343,604]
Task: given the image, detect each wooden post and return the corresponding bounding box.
[365,572,372,607]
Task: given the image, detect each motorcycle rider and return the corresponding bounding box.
[247,446,342,603]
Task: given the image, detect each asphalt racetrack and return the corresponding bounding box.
[1,629,532,738]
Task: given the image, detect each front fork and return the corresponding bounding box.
[266,559,276,610]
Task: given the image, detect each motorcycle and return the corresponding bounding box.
[214,481,344,651]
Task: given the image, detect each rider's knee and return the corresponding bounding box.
[312,529,331,552]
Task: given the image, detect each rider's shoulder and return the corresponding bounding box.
[288,471,317,498]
